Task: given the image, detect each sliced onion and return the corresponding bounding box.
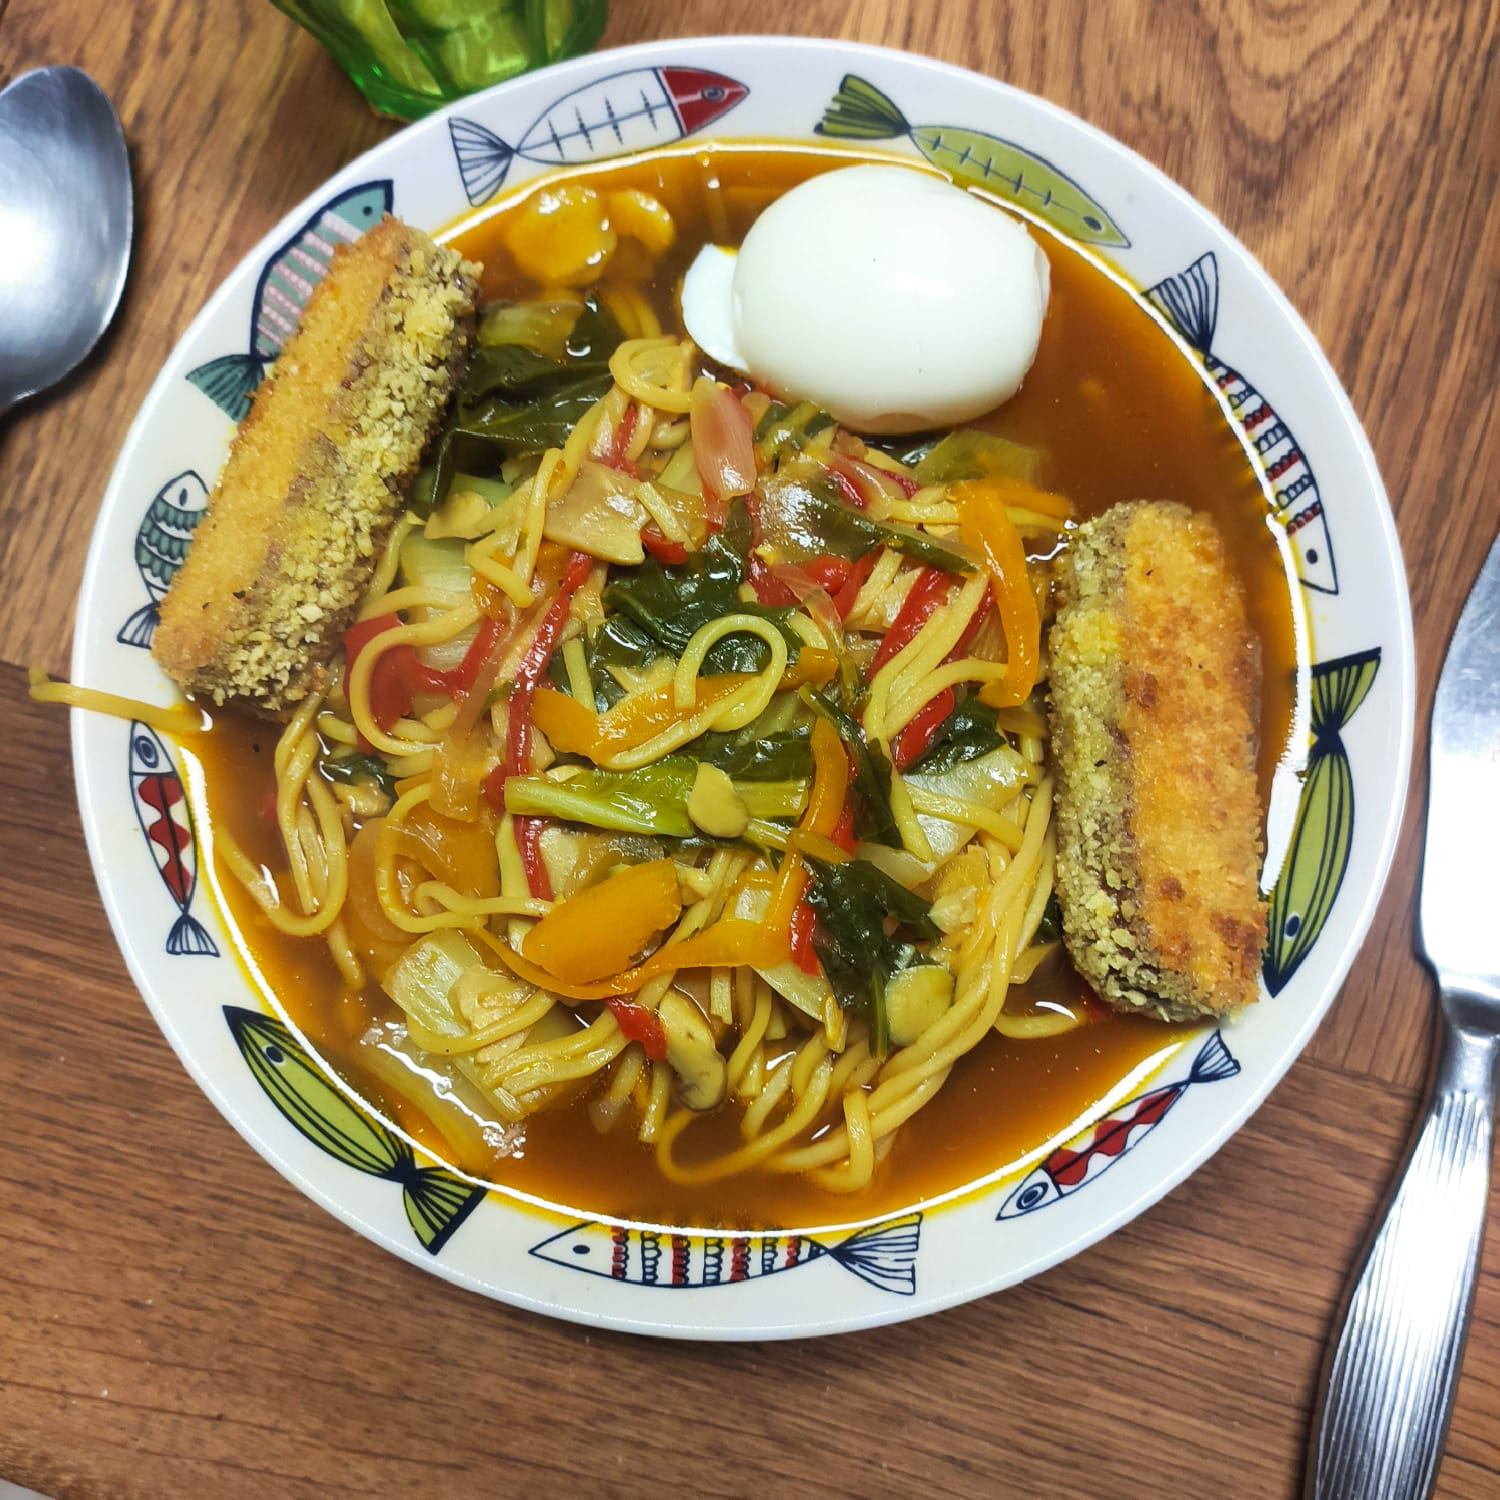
[690,377,756,506]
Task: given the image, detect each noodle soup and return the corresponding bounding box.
[193,145,1295,1230]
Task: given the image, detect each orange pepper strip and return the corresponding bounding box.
[521,859,683,984]
[476,919,779,1001]
[763,717,849,938]
[779,648,837,689]
[533,675,753,762]
[952,480,1042,709]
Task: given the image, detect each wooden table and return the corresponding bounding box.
[1,2,1496,1494]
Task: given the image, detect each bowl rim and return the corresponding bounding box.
[66,33,1416,1339]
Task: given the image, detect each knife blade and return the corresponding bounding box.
[1420,534,1500,999]
[1309,533,1500,1499]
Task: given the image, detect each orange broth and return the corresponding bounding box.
[194,144,1296,1229]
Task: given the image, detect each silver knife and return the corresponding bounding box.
[1308,533,1500,1499]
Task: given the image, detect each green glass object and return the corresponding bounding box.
[273,0,609,120]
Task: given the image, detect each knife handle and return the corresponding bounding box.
[1307,1011,1497,1500]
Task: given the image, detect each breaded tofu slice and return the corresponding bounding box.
[153,216,479,715]
[1048,500,1266,1021]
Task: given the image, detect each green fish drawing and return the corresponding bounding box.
[117,470,209,648]
[225,1007,486,1254]
[815,74,1129,248]
[1263,649,1382,995]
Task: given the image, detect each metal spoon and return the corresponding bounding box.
[0,66,132,417]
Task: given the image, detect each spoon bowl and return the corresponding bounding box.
[0,67,132,415]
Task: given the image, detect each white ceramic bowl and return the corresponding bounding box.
[69,37,1414,1339]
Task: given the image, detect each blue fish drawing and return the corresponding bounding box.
[225,1006,487,1255]
[128,721,218,956]
[530,1211,922,1296]
[1145,252,1338,594]
[997,1032,1240,1219]
[448,66,749,206]
[186,180,395,420]
[117,470,209,648]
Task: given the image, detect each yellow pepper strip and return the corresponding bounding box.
[763,717,849,937]
[787,829,851,865]
[477,918,778,1000]
[533,674,752,761]
[521,859,683,984]
[952,479,1042,709]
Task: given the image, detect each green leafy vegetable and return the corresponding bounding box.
[801,687,901,848]
[803,856,939,1057]
[754,399,836,464]
[913,429,1043,486]
[693,728,813,782]
[505,759,807,838]
[412,294,621,514]
[908,698,1005,775]
[1034,895,1064,946]
[757,472,970,574]
[321,751,396,799]
[603,501,802,673]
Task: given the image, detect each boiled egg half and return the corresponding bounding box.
[681,164,1050,434]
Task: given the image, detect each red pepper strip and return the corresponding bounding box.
[831,548,880,619]
[869,567,951,675]
[830,801,857,853]
[892,690,954,771]
[743,493,799,604]
[641,527,689,565]
[343,614,450,750]
[788,897,820,974]
[608,403,640,470]
[607,998,668,1060]
[827,467,866,510]
[446,615,504,701]
[488,549,594,898]
[889,469,920,497]
[801,554,853,594]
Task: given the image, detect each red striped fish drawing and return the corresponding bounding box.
[129,721,217,956]
[529,1212,921,1296]
[997,1032,1239,1219]
[448,66,748,206]
[1145,252,1338,594]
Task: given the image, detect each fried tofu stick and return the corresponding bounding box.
[153,216,479,715]
[1048,500,1267,1021]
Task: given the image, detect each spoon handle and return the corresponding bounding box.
[1305,1011,1496,1500]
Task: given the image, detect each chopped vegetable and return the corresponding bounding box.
[321,750,397,800]
[869,566,951,674]
[505,758,805,838]
[754,399,835,465]
[603,501,800,673]
[521,859,682,984]
[802,687,901,848]
[756,471,970,574]
[657,989,727,1109]
[913,429,1043,486]
[477,295,584,356]
[803,856,940,1058]
[907,697,1005,775]
[884,963,954,1045]
[343,613,447,741]
[692,727,812,782]
[952,480,1042,708]
[542,460,648,564]
[687,762,750,838]
[690,377,756,522]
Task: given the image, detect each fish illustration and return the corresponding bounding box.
[186,180,395,421]
[815,74,1129,249]
[530,1211,922,1296]
[225,1007,487,1254]
[1145,251,1338,594]
[448,66,749,206]
[997,1031,1241,1219]
[129,721,218,956]
[116,471,209,648]
[1264,648,1382,995]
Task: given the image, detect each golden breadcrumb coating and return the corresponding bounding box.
[1048,500,1266,1022]
[153,216,479,715]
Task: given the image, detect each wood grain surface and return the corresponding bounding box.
[2,1,1497,1495]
